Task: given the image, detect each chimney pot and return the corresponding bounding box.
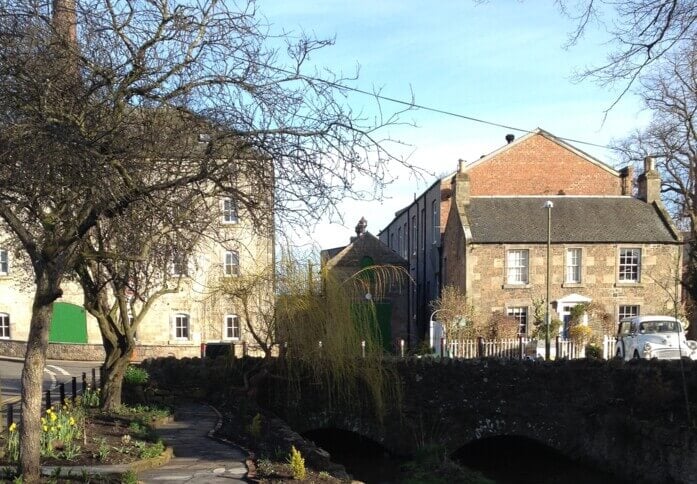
[505,134,515,144]
[458,159,466,174]
[644,156,656,172]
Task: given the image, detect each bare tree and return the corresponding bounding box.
[559,0,697,109]
[613,46,697,326]
[76,186,221,410]
[429,285,479,342]
[0,0,411,479]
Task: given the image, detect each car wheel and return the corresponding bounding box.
[633,350,640,360]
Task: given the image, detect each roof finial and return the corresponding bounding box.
[355,217,367,236]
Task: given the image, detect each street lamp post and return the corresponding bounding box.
[544,200,554,361]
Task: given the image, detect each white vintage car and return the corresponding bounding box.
[615,315,697,360]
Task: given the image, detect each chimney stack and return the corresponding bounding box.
[53,0,77,45]
[452,159,470,211]
[637,156,661,204]
[619,165,634,196]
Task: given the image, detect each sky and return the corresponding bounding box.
[258,0,648,251]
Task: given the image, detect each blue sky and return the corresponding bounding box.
[259,0,646,250]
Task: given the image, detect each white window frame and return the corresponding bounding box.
[619,305,640,320]
[618,248,641,283]
[0,249,8,276]
[224,250,240,276]
[0,313,9,339]
[224,314,240,340]
[565,248,582,284]
[506,249,529,285]
[507,307,528,335]
[221,198,238,224]
[173,313,190,340]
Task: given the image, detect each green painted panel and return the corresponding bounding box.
[49,302,88,344]
[351,302,393,352]
[375,302,392,352]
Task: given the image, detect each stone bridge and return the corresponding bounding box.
[258,358,697,484]
[142,356,697,483]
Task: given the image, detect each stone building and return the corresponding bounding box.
[0,196,274,360]
[322,218,410,349]
[381,128,682,339]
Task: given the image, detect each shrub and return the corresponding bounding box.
[585,343,602,359]
[569,325,593,345]
[246,413,263,439]
[287,446,306,480]
[124,366,149,386]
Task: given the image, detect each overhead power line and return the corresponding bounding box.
[237,55,615,151]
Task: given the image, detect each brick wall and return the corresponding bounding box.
[467,134,622,196]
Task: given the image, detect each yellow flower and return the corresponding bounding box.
[50,426,56,432]
[50,413,57,422]
[42,425,48,432]
[41,417,46,425]
[69,417,76,426]
[9,423,17,432]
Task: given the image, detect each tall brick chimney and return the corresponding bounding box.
[619,165,634,195]
[637,156,661,204]
[453,159,470,211]
[53,0,77,44]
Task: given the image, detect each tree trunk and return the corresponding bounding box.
[20,273,61,483]
[101,336,134,411]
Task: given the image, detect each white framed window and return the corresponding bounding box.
[431,200,438,244]
[507,307,528,335]
[619,305,640,320]
[506,249,529,285]
[222,198,238,224]
[224,314,240,340]
[224,250,240,276]
[171,253,188,276]
[619,248,641,282]
[0,249,8,275]
[173,313,190,339]
[0,313,9,339]
[565,248,582,283]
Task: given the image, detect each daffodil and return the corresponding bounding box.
[42,425,48,432]
[9,423,17,432]
[50,412,57,422]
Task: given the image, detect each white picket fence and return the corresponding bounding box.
[432,335,618,360]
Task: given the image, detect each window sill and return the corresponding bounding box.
[615,282,643,288]
[562,283,585,288]
[167,339,193,344]
[502,283,532,290]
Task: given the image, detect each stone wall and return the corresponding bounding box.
[462,242,681,327]
[140,356,697,483]
[0,339,202,361]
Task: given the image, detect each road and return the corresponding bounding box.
[0,359,103,404]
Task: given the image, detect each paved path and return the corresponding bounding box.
[138,402,248,483]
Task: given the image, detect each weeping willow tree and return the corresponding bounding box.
[275,256,409,421]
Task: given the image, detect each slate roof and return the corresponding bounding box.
[323,232,408,268]
[466,196,679,244]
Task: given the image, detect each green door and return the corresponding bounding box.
[49,302,88,343]
[375,302,393,352]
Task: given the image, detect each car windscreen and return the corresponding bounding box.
[638,320,681,334]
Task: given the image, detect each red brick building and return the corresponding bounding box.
[381,128,682,340]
